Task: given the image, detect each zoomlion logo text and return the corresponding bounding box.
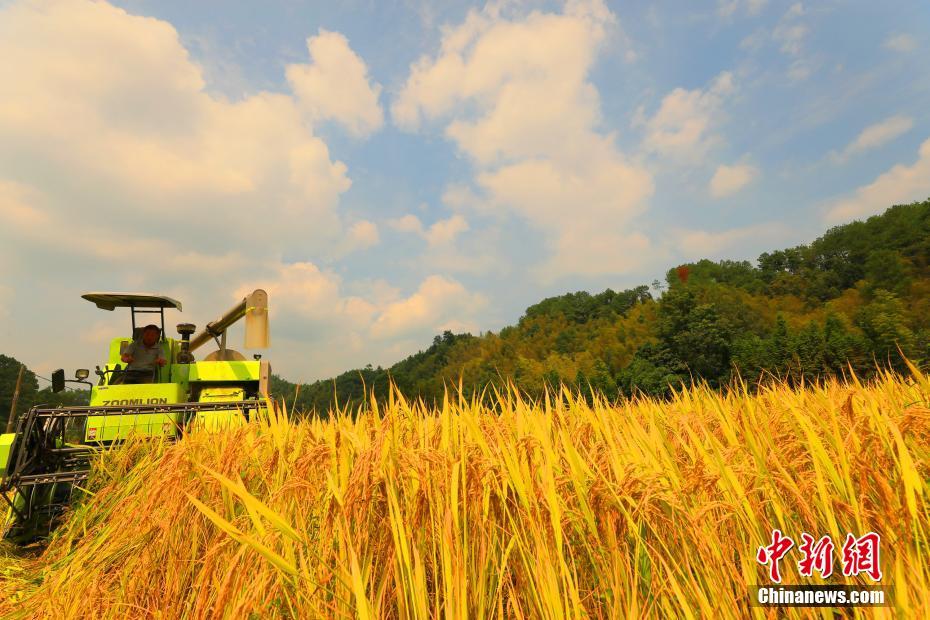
[101,398,169,405]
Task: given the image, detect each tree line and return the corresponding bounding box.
[274,199,930,414]
[0,355,90,430]
[5,199,928,418]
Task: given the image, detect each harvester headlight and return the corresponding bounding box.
[75,369,90,381]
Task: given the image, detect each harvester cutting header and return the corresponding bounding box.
[0,289,271,540]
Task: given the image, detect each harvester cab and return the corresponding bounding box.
[82,292,180,389]
[0,289,271,541]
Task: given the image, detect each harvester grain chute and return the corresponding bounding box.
[0,290,271,541]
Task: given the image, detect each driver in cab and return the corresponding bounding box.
[119,324,167,383]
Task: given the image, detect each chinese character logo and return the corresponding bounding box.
[757,529,794,583]
[757,529,883,584]
[797,533,834,578]
[842,532,883,581]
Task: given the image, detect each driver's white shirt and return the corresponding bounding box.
[123,340,163,371]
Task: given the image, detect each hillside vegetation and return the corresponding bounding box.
[1,369,928,618]
[0,355,89,430]
[277,200,930,414]
[5,201,928,417]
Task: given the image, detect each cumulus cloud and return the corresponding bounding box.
[739,29,768,52]
[286,29,384,137]
[717,0,767,18]
[237,264,485,371]
[370,275,486,339]
[772,2,812,80]
[233,264,487,377]
[388,214,469,247]
[329,220,380,258]
[0,0,406,380]
[388,212,503,275]
[239,262,373,324]
[0,0,376,256]
[825,137,930,224]
[671,222,790,260]
[389,214,425,233]
[884,33,917,53]
[773,4,807,55]
[0,180,250,277]
[830,115,913,163]
[393,0,654,280]
[639,72,735,161]
[709,163,758,197]
[424,215,470,246]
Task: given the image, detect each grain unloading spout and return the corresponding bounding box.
[188,289,269,354]
[244,289,269,349]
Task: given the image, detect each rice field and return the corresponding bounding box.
[0,366,928,619]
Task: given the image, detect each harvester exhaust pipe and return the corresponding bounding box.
[176,323,196,363]
[188,289,269,354]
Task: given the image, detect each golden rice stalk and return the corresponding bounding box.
[0,368,926,619]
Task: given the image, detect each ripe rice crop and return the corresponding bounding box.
[0,366,928,619]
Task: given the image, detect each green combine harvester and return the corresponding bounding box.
[0,290,271,541]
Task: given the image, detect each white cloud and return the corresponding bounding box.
[534,228,656,284]
[772,2,812,81]
[389,214,425,234]
[0,0,395,381]
[718,0,767,18]
[884,33,917,53]
[0,0,373,256]
[286,29,384,137]
[331,220,380,257]
[709,163,758,197]
[785,2,805,19]
[739,29,768,52]
[442,184,496,216]
[236,264,487,378]
[425,214,469,246]
[389,213,469,247]
[393,0,615,164]
[388,213,503,275]
[825,137,930,224]
[393,0,654,280]
[774,22,807,56]
[370,275,486,339]
[0,180,251,277]
[830,115,913,163]
[240,262,373,324]
[786,59,812,81]
[252,262,487,344]
[671,222,790,260]
[640,72,735,160]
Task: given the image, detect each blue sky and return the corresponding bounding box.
[1,0,928,382]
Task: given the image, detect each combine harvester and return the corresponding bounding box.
[0,289,270,541]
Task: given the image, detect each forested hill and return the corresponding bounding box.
[0,355,90,430]
[274,199,930,414]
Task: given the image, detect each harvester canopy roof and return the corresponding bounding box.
[81,292,182,311]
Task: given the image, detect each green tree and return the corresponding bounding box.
[576,359,617,400]
[856,291,917,371]
[618,345,684,398]
[770,315,791,371]
[656,290,733,385]
[0,354,38,430]
[863,249,911,296]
